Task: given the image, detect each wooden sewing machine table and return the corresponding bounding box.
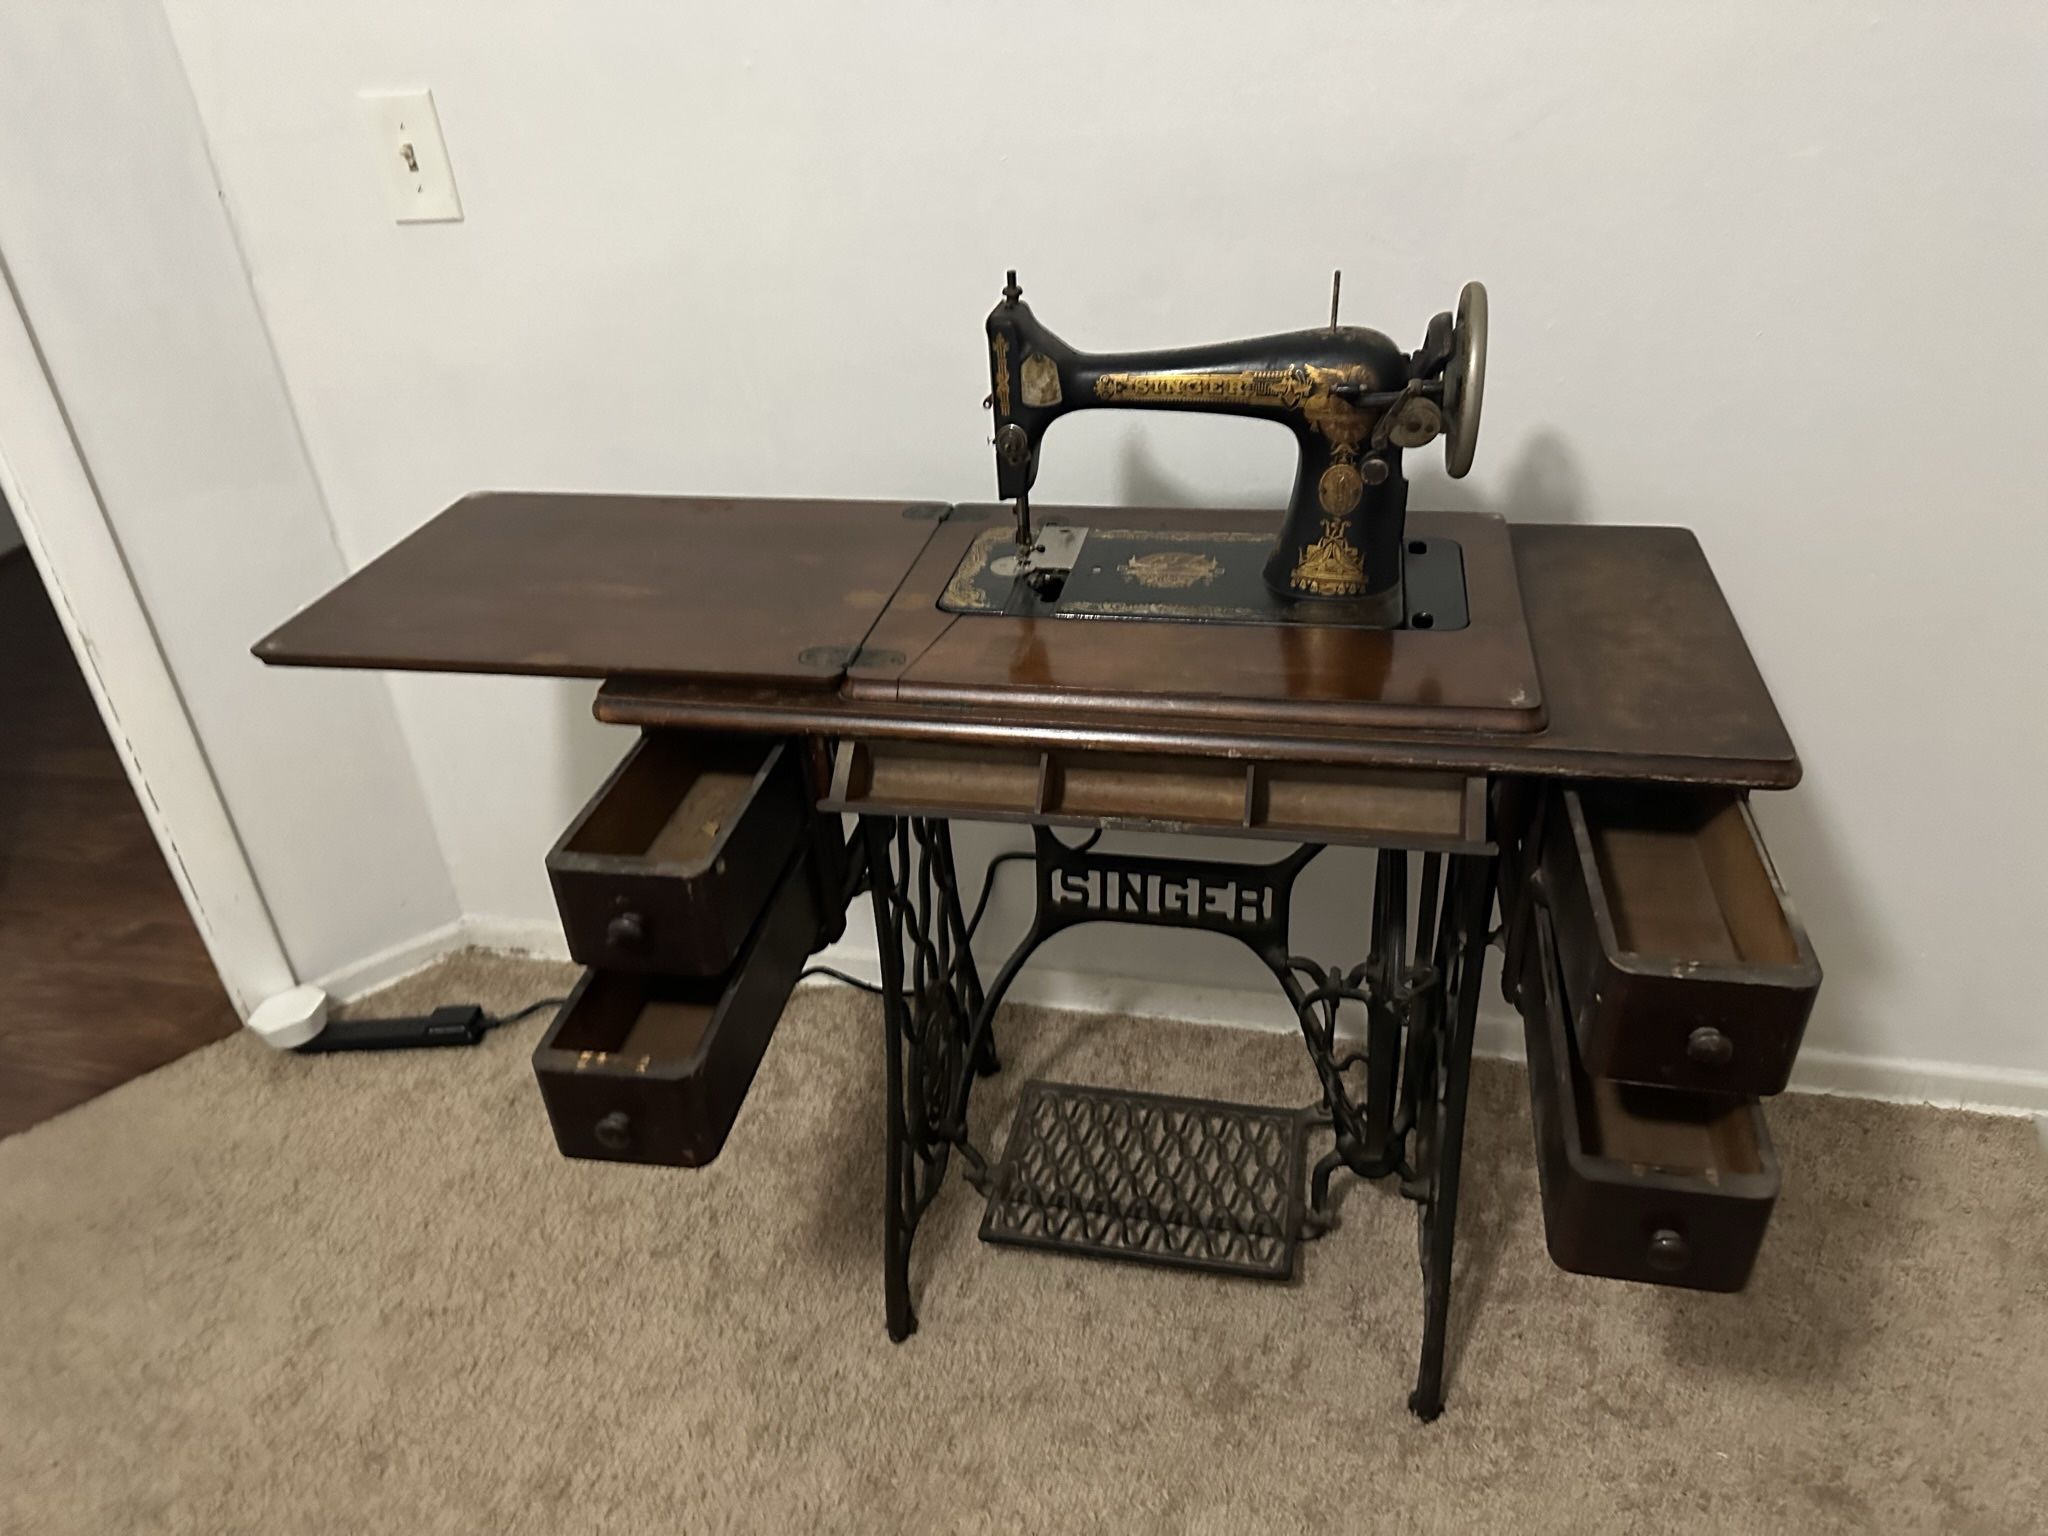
[259,494,1815,1420]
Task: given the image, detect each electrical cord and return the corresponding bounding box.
[305,829,1104,1047]
[963,828,1099,942]
[801,830,1103,996]
[487,996,569,1031]
[797,965,887,995]
[303,831,1099,1048]
[296,993,569,1054]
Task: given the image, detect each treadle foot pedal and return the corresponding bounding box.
[979,1079,1308,1281]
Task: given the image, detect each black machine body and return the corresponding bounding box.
[985,272,1487,627]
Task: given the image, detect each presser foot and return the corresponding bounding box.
[987,522,1088,606]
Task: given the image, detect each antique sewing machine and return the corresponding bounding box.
[969,272,1486,629]
[255,270,1817,1421]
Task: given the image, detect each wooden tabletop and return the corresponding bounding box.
[842,506,1545,736]
[598,520,1799,789]
[254,492,1798,789]
[255,493,947,688]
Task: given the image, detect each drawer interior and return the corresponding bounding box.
[562,734,774,870]
[1578,787,1799,966]
[1580,1076,1765,1178]
[1538,898,1776,1188]
[547,970,721,1066]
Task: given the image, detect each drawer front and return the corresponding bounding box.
[532,840,822,1168]
[549,731,809,975]
[823,739,1489,852]
[1522,903,1779,1293]
[1542,785,1820,1095]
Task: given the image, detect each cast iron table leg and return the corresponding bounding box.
[931,820,998,1077]
[862,815,919,1342]
[861,814,989,1343]
[1408,851,1494,1421]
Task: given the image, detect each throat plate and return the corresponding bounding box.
[987,522,1090,582]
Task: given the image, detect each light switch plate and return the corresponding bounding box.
[361,88,463,224]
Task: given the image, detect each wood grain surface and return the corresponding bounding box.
[0,554,235,1137]
[601,519,1800,788]
[249,491,1796,786]
[256,493,947,687]
[854,506,1544,734]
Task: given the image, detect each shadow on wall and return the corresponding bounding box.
[548,677,641,874]
[1115,432,1276,510]
[1409,427,1590,525]
[1116,426,1593,526]
[1745,788,1884,1064]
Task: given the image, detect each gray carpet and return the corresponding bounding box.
[1,950,2042,1534]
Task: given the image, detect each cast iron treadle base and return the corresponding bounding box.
[979,1079,1308,1282]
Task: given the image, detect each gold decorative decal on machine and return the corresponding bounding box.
[990,334,1012,416]
[1291,515,1367,596]
[1119,550,1221,590]
[942,526,1006,610]
[1094,367,1315,408]
[1303,393,1372,457]
[1020,353,1062,407]
[1317,462,1365,516]
[1091,363,1377,461]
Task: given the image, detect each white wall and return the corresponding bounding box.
[0,2,459,987]
[135,2,2048,1093]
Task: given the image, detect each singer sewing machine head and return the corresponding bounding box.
[977,273,1487,629]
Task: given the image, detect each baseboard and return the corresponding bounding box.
[1779,1046,2048,1117]
[310,918,470,1002]
[311,914,570,1001]
[459,914,574,964]
[800,948,1549,1058]
[800,943,2048,1118]
[317,921,2048,1117]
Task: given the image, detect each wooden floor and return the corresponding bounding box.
[0,552,235,1138]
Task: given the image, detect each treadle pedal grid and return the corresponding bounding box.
[979,1079,1308,1281]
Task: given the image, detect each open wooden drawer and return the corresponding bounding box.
[1541,786,1819,1095]
[822,739,1488,851]
[532,839,822,1168]
[548,731,809,975]
[1522,901,1779,1292]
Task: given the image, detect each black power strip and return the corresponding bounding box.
[295,1004,489,1053]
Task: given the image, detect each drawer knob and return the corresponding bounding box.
[1686,1026,1734,1067]
[1647,1227,1691,1273]
[605,911,650,956]
[594,1111,632,1152]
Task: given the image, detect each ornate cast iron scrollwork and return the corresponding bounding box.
[857,813,1496,1419]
